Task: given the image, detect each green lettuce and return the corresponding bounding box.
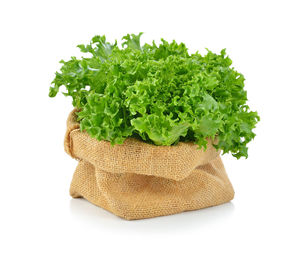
[49,33,259,158]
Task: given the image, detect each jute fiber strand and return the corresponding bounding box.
[65,109,235,220]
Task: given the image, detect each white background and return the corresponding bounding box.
[1,0,299,252]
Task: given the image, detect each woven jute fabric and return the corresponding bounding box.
[65,109,235,220]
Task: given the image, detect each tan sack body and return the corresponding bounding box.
[64,110,235,220]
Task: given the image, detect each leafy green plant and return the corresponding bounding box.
[49,33,259,158]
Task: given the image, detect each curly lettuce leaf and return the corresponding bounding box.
[49,33,259,158]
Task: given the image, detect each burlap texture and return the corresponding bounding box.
[65,109,235,220]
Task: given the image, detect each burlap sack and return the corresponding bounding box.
[65,109,235,220]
